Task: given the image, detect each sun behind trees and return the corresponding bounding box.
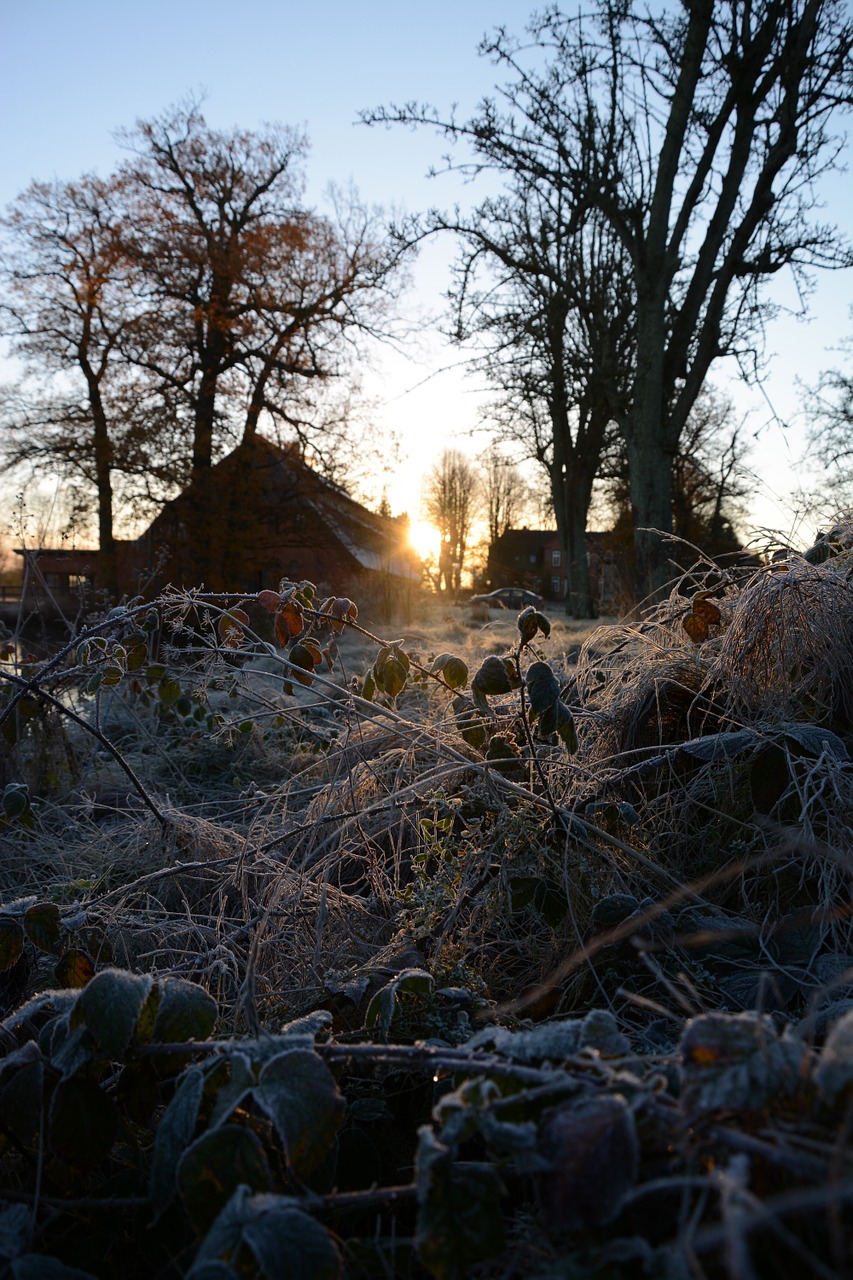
[367,0,853,602]
[0,100,406,592]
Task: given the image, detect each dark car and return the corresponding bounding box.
[466,587,544,610]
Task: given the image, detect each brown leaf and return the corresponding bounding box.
[683,611,710,643]
[692,596,722,625]
[274,601,304,646]
[257,589,282,613]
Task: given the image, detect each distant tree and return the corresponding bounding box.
[422,449,479,591]
[367,0,853,593]
[602,388,752,567]
[805,326,853,508]
[479,444,528,545]
[452,208,633,616]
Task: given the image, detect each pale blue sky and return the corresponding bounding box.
[2,0,851,543]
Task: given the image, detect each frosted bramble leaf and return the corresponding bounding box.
[254,1048,345,1180]
[537,1095,639,1232]
[257,589,281,613]
[430,653,469,689]
[54,949,95,989]
[74,968,154,1059]
[178,1126,272,1234]
[288,642,318,686]
[151,977,217,1044]
[381,657,408,698]
[24,902,61,953]
[683,611,710,642]
[471,655,514,710]
[679,1012,806,1112]
[273,601,304,645]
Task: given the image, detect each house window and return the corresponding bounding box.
[551,576,561,595]
[551,550,561,567]
[529,554,536,564]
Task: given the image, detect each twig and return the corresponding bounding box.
[0,670,167,827]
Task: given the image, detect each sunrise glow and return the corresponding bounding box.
[408,519,441,561]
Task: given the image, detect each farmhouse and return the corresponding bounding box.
[487,527,618,608]
[15,437,421,601]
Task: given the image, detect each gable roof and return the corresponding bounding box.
[135,435,420,590]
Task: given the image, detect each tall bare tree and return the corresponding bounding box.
[116,103,405,579]
[367,0,853,593]
[2,101,406,590]
[479,444,528,546]
[451,204,634,615]
[422,449,479,591]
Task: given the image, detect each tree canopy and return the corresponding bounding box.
[368,0,853,595]
[1,101,406,588]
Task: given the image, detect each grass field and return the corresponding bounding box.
[1,565,852,1278]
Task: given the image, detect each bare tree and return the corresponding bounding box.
[479,444,528,545]
[422,449,479,591]
[805,324,853,508]
[453,207,633,616]
[601,387,753,561]
[366,0,853,593]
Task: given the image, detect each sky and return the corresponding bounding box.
[1,0,852,552]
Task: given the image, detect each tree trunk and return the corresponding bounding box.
[84,367,118,599]
[551,462,596,618]
[625,421,674,600]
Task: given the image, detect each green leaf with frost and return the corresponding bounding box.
[471,655,514,711]
[254,1048,345,1181]
[679,1012,806,1112]
[152,977,217,1044]
[430,653,469,689]
[178,1126,272,1234]
[242,1203,342,1280]
[814,1008,853,1103]
[150,1064,205,1215]
[194,1188,342,1280]
[23,902,61,953]
[73,967,153,1059]
[537,1094,639,1231]
[525,660,560,714]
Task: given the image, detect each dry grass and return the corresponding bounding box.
[2,563,853,1040]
